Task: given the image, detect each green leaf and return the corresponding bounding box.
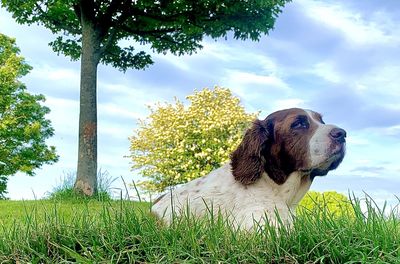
[0,33,58,199]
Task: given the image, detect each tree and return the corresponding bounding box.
[1,0,290,196]
[129,87,256,192]
[297,191,355,218]
[0,33,58,199]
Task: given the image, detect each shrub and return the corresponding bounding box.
[297,191,355,218]
[129,87,257,192]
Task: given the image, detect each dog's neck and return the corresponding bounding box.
[258,171,312,208]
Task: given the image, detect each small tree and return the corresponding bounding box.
[297,191,355,218]
[129,87,256,192]
[1,0,290,196]
[0,33,58,198]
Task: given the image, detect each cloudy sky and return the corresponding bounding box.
[1,0,399,205]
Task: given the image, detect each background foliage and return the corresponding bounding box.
[129,87,257,192]
[0,33,58,198]
[297,191,355,218]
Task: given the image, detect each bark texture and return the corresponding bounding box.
[74,6,101,196]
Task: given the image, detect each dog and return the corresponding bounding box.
[151,108,346,230]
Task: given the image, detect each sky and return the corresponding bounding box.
[0,0,399,206]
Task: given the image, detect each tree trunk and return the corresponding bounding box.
[74,16,101,196]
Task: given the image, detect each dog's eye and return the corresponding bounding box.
[291,117,309,129]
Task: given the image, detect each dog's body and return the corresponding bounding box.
[151,108,346,230]
[151,164,312,229]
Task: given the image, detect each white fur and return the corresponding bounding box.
[306,110,341,168]
[151,163,312,230]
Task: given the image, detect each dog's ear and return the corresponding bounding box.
[263,152,288,185]
[230,119,271,184]
[262,119,290,185]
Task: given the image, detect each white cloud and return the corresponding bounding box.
[30,66,79,81]
[222,70,291,104]
[353,159,372,165]
[156,53,191,71]
[197,41,233,62]
[99,103,144,120]
[211,41,279,73]
[98,121,135,139]
[226,70,289,89]
[300,0,400,46]
[102,82,164,103]
[100,82,169,122]
[386,125,400,136]
[375,125,400,137]
[272,99,306,111]
[346,135,369,146]
[45,96,79,136]
[310,61,342,83]
[175,40,280,76]
[357,65,400,97]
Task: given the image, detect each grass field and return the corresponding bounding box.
[0,198,399,263]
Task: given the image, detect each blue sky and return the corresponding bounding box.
[1,0,399,205]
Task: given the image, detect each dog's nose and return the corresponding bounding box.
[329,128,346,142]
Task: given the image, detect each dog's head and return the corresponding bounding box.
[230,108,346,185]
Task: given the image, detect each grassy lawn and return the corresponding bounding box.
[0,198,399,263]
[0,199,150,226]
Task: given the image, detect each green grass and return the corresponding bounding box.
[0,197,399,263]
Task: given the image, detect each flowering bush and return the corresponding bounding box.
[129,87,257,192]
[297,191,355,218]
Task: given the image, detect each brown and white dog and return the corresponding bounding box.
[151,108,346,230]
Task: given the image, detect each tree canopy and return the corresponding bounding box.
[0,33,58,198]
[2,0,290,71]
[129,87,257,192]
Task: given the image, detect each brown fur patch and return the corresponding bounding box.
[231,108,322,185]
[230,119,269,185]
